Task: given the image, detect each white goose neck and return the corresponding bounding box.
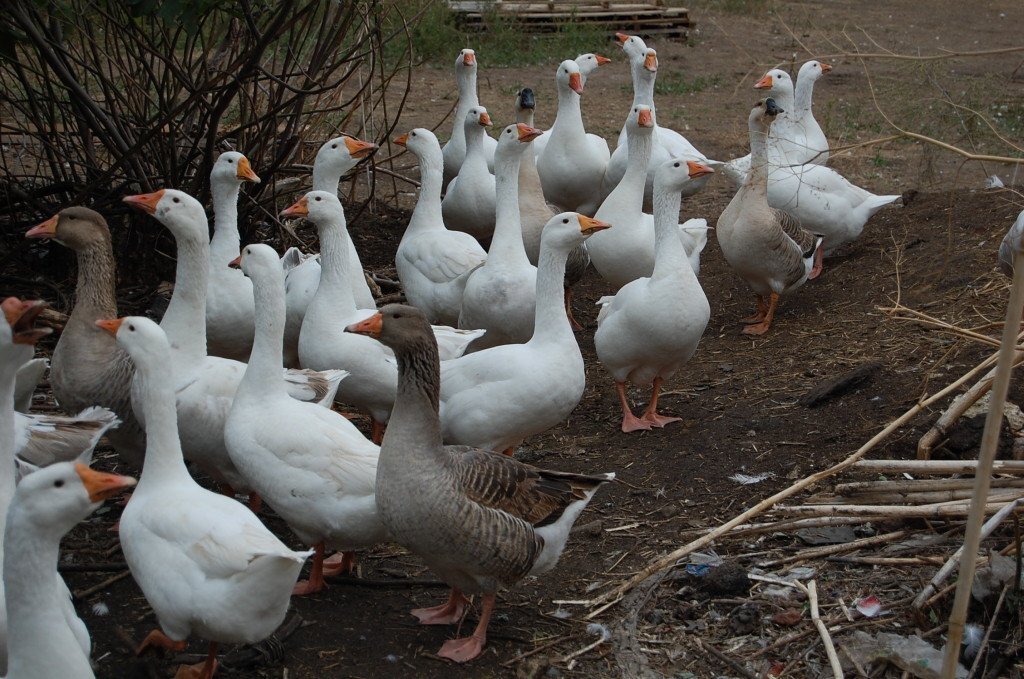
[405,146,445,241]
[239,268,288,399]
[312,164,342,194]
[794,76,815,118]
[529,236,575,346]
[0,354,23,531]
[631,61,655,107]
[551,86,585,137]
[312,215,358,313]
[209,179,242,265]
[135,359,193,487]
[490,147,531,266]
[161,226,210,363]
[651,180,690,280]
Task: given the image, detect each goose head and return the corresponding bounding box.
[393,128,442,164]
[654,158,715,196]
[494,123,543,164]
[233,243,283,285]
[281,190,345,234]
[642,48,658,73]
[463,105,492,137]
[211,150,261,188]
[95,315,171,376]
[11,462,135,537]
[575,53,611,81]
[456,48,476,71]
[555,60,584,96]
[798,60,833,83]
[26,206,110,252]
[749,97,784,130]
[615,33,648,61]
[515,88,535,113]
[625,104,656,138]
[754,69,795,102]
[541,212,610,253]
[314,135,377,180]
[345,303,433,355]
[124,188,208,242]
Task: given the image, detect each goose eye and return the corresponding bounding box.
[411,131,417,136]
[674,162,680,167]
[331,144,337,149]
[128,324,135,331]
[562,218,568,224]
[392,313,399,319]
[172,197,180,203]
[315,196,322,201]
[227,158,233,163]
[53,479,64,488]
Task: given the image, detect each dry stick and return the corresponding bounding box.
[854,459,1024,474]
[835,478,1024,494]
[757,529,910,568]
[967,583,1009,679]
[72,570,131,599]
[795,580,844,679]
[943,253,1024,678]
[695,638,757,679]
[585,346,1019,617]
[775,497,1020,519]
[729,515,891,536]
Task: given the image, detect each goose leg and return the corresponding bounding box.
[412,588,469,625]
[741,292,780,336]
[808,244,824,280]
[739,295,768,324]
[616,382,652,432]
[247,492,262,513]
[322,551,357,577]
[292,542,328,595]
[640,377,682,428]
[564,287,583,331]
[174,642,218,679]
[438,592,494,662]
[371,419,386,445]
[136,629,187,655]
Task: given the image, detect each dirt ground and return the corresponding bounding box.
[12,0,1024,677]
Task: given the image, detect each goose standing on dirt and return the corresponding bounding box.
[536,59,609,215]
[395,128,487,326]
[282,134,378,367]
[717,99,821,336]
[25,207,146,467]
[722,69,801,187]
[3,462,135,679]
[123,189,343,499]
[346,304,614,663]
[595,159,712,432]
[603,36,718,205]
[205,151,262,362]
[793,60,832,166]
[458,124,543,350]
[514,88,591,331]
[589,106,708,289]
[227,244,385,594]
[441,212,609,453]
[442,49,497,189]
[441,107,497,240]
[99,316,311,678]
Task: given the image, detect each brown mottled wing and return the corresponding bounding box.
[447,446,609,527]
[771,208,817,257]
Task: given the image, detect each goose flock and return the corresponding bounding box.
[2,32,934,677]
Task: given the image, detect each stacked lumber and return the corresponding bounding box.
[447,1,692,38]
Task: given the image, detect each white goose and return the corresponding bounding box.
[458,124,542,350]
[394,128,486,326]
[441,212,609,453]
[536,59,610,215]
[282,134,378,367]
[441,107,497,240]
[228,243,385,595]
[3,462,134,679]
[595,159,712,432]
[589,105,709,289]
[204,151,261,362]
[442,49,497,189]
[529,51,611,160]
[100,316,310,678]
[793,60,832,166]
[603,36,718,205]
[122,190,343,497]
[295,191,481,442]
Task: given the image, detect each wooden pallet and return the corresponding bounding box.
[448,1,691,38]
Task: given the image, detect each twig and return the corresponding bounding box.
[58,561,129,573]
[757,530,909,567]
[72,570,131,599]
[967,584,1009,678]
[695,638,758,679]
[853,460,1024,474]
[913,499,1021,609]
[561,626,610,670]
[794,580,844,679]
[500,634,572,668]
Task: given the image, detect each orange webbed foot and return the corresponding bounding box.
[621,413,653,433]
[292,578,327,596]
[174,658,217,679]
[741,321,772,336]
[641,412,682,428]
[438,634,485,663]
[412,590,468,625]
[322,551,357,577]
[739,312,767,324]
[136,629,187,656]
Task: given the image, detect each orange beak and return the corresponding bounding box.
[820,62,833,73]
[478,111,492,126]
[236,156,261,183]
[3,298,50,345]
[123,190,165,215]
[578,214,611,235]
[637,108,654,128]
[462,50,476,66]
[281,196,309,218]
[343,137,377,159]
[393,133,409,147]
[686,161,715,179]
[643,51,658,72]
[345,312,383,338]
[94,318,123,336]
[595,54,611,65]
[568,72,583,95]
[228,255,242,269]
[75,463,136,502]
[754,74,773,90]
[26,214,59,239]
[516,123,543,142]
[615,32,630,46]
